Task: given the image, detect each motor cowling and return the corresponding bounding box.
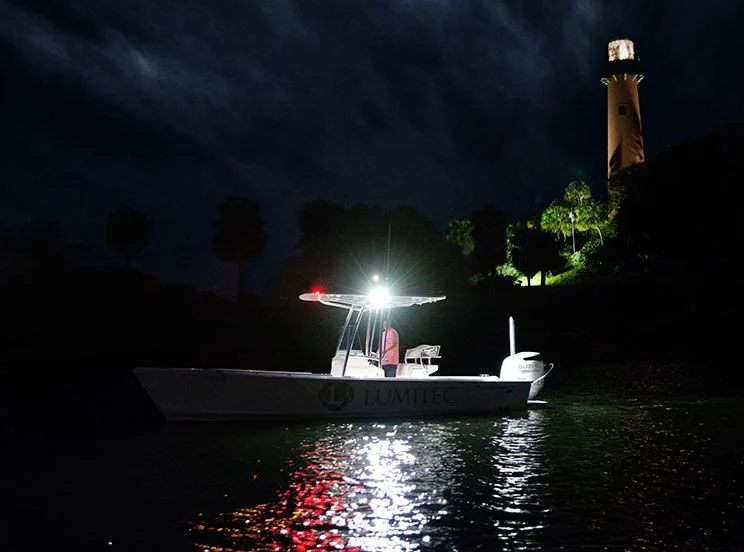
[500,351,545,400]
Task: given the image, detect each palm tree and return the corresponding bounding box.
[212,197,266,298]
[105,208,151,268]
[540,200,573,245]
[574,197,611,245]
[541,181,611,252]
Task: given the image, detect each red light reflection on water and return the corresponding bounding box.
[191,447,363,552]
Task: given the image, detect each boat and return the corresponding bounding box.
[134,287,553,422]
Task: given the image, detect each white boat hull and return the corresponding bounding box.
[134,368,534,422]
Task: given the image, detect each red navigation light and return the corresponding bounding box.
[312,287,323,296]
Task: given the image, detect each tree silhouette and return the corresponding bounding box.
[0,220,87,284]
[386,205,462,294]
[446,218,474,256]
[470,206,507,278]
[511,227,563,286]
[212,197,266,298]
[295,200,349,288]
[614,125,744,278]
[280,202,463,296]
[105,208,151,268]
[0,227,12,283]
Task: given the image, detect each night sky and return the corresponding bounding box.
[2,0,743,294]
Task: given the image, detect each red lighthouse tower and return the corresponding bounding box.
[602,38,645,179]
[602,39,645,218]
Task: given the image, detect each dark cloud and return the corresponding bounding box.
[2,0,743,292]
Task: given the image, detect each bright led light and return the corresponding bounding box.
[369,286,390,309]
[608,39,635,61]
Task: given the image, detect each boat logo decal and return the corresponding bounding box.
[319,382,354,411]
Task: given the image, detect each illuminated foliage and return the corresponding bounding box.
[541,181,612,250]
[540,201,573,243]
[576,197,613,244]
[563,180,592,206]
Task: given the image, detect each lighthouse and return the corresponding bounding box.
[601,39,645,180]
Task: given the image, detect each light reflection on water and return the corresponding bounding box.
[10,395,744,551]
[183,399,744,552]
[490,415,548,543]
[189,413,551,551]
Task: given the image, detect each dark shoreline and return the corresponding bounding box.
[2,272,739,436]
[1,273,730,369]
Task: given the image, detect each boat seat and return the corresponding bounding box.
[396,363,438,377]
[404,344,440,365]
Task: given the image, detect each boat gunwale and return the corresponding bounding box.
[133,367,526,383]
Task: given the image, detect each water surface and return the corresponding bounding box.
[7,379,744,552]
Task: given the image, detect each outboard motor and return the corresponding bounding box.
[500,351,546,400]
[500,316,553,400]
